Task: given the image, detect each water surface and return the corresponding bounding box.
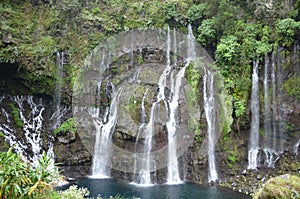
[60,178,250,199]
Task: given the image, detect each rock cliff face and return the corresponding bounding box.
[69,28,230,183]
[55,44,300,194]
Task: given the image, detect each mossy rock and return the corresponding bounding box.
[253,174,300,199]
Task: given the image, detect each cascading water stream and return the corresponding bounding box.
[187,24,196,61]
[133,89,153,185]
[0,96,54,166]
[134,27,173,185]
[248,59,260,170]
[262,53,282,167]
[74,26,226,186]
[276,48,285,153]
[203,68,218,182]
[133,26,196,185]
[166,24,196,184]
[249,48,293,169]
[271,52,277,152]
[91,82,122,178]
[263,54,275,167]
[166,26,182,185]
[50,52,69,131]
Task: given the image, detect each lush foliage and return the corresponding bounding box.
[0,148,59,199]
[0,148,136,198]
[283,75,300,100]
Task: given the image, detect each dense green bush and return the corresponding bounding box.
[0,148,139,198]
[0,148,59,199]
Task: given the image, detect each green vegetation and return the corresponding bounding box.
[137,54,143,65]
[186,62,201,108]
[54,118,76,136]
[0,148,138,199]
[283,75,300,100]
[226,150,239,169]
[0,148,60,199]
[8,103,23,129]
[253,174,300,199]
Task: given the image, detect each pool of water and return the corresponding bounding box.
[59,178,250,199]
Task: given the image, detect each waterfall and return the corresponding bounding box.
[0,96,54,166]
[262,53,282,167]
[248,59,260,170]
[276,48,285,153]
[166,24,197,184]
[253,47,295,169]
[263,54,271,146]
[187,24,196,60]
[166,26,182,184]
[51,52,65,130]
[132,26,196,185]
[91,82,121,178]
[187,23,219,182]
[271,52,277,152]
[166,63,189,184]
[203,68,218,182]
[74,26,222,184]
[133,27,174,185]
[263,54,275,167]
[133,89,153,185]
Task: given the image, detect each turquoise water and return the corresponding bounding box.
[60,178,250,199]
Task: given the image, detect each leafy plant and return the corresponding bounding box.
[137,54,143,65]
[197,18,217,46]
[0,148,59,199]
[54,118,76,136]
[163,2,177,21]
[226,150,239,168]
[275,18,300,47]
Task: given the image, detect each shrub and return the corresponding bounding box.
[0,148,59,199]
[54,118,76,136]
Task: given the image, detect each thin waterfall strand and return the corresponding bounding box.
[248,60,260,170]
[91,83,121,178]
[203,68,218,182]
